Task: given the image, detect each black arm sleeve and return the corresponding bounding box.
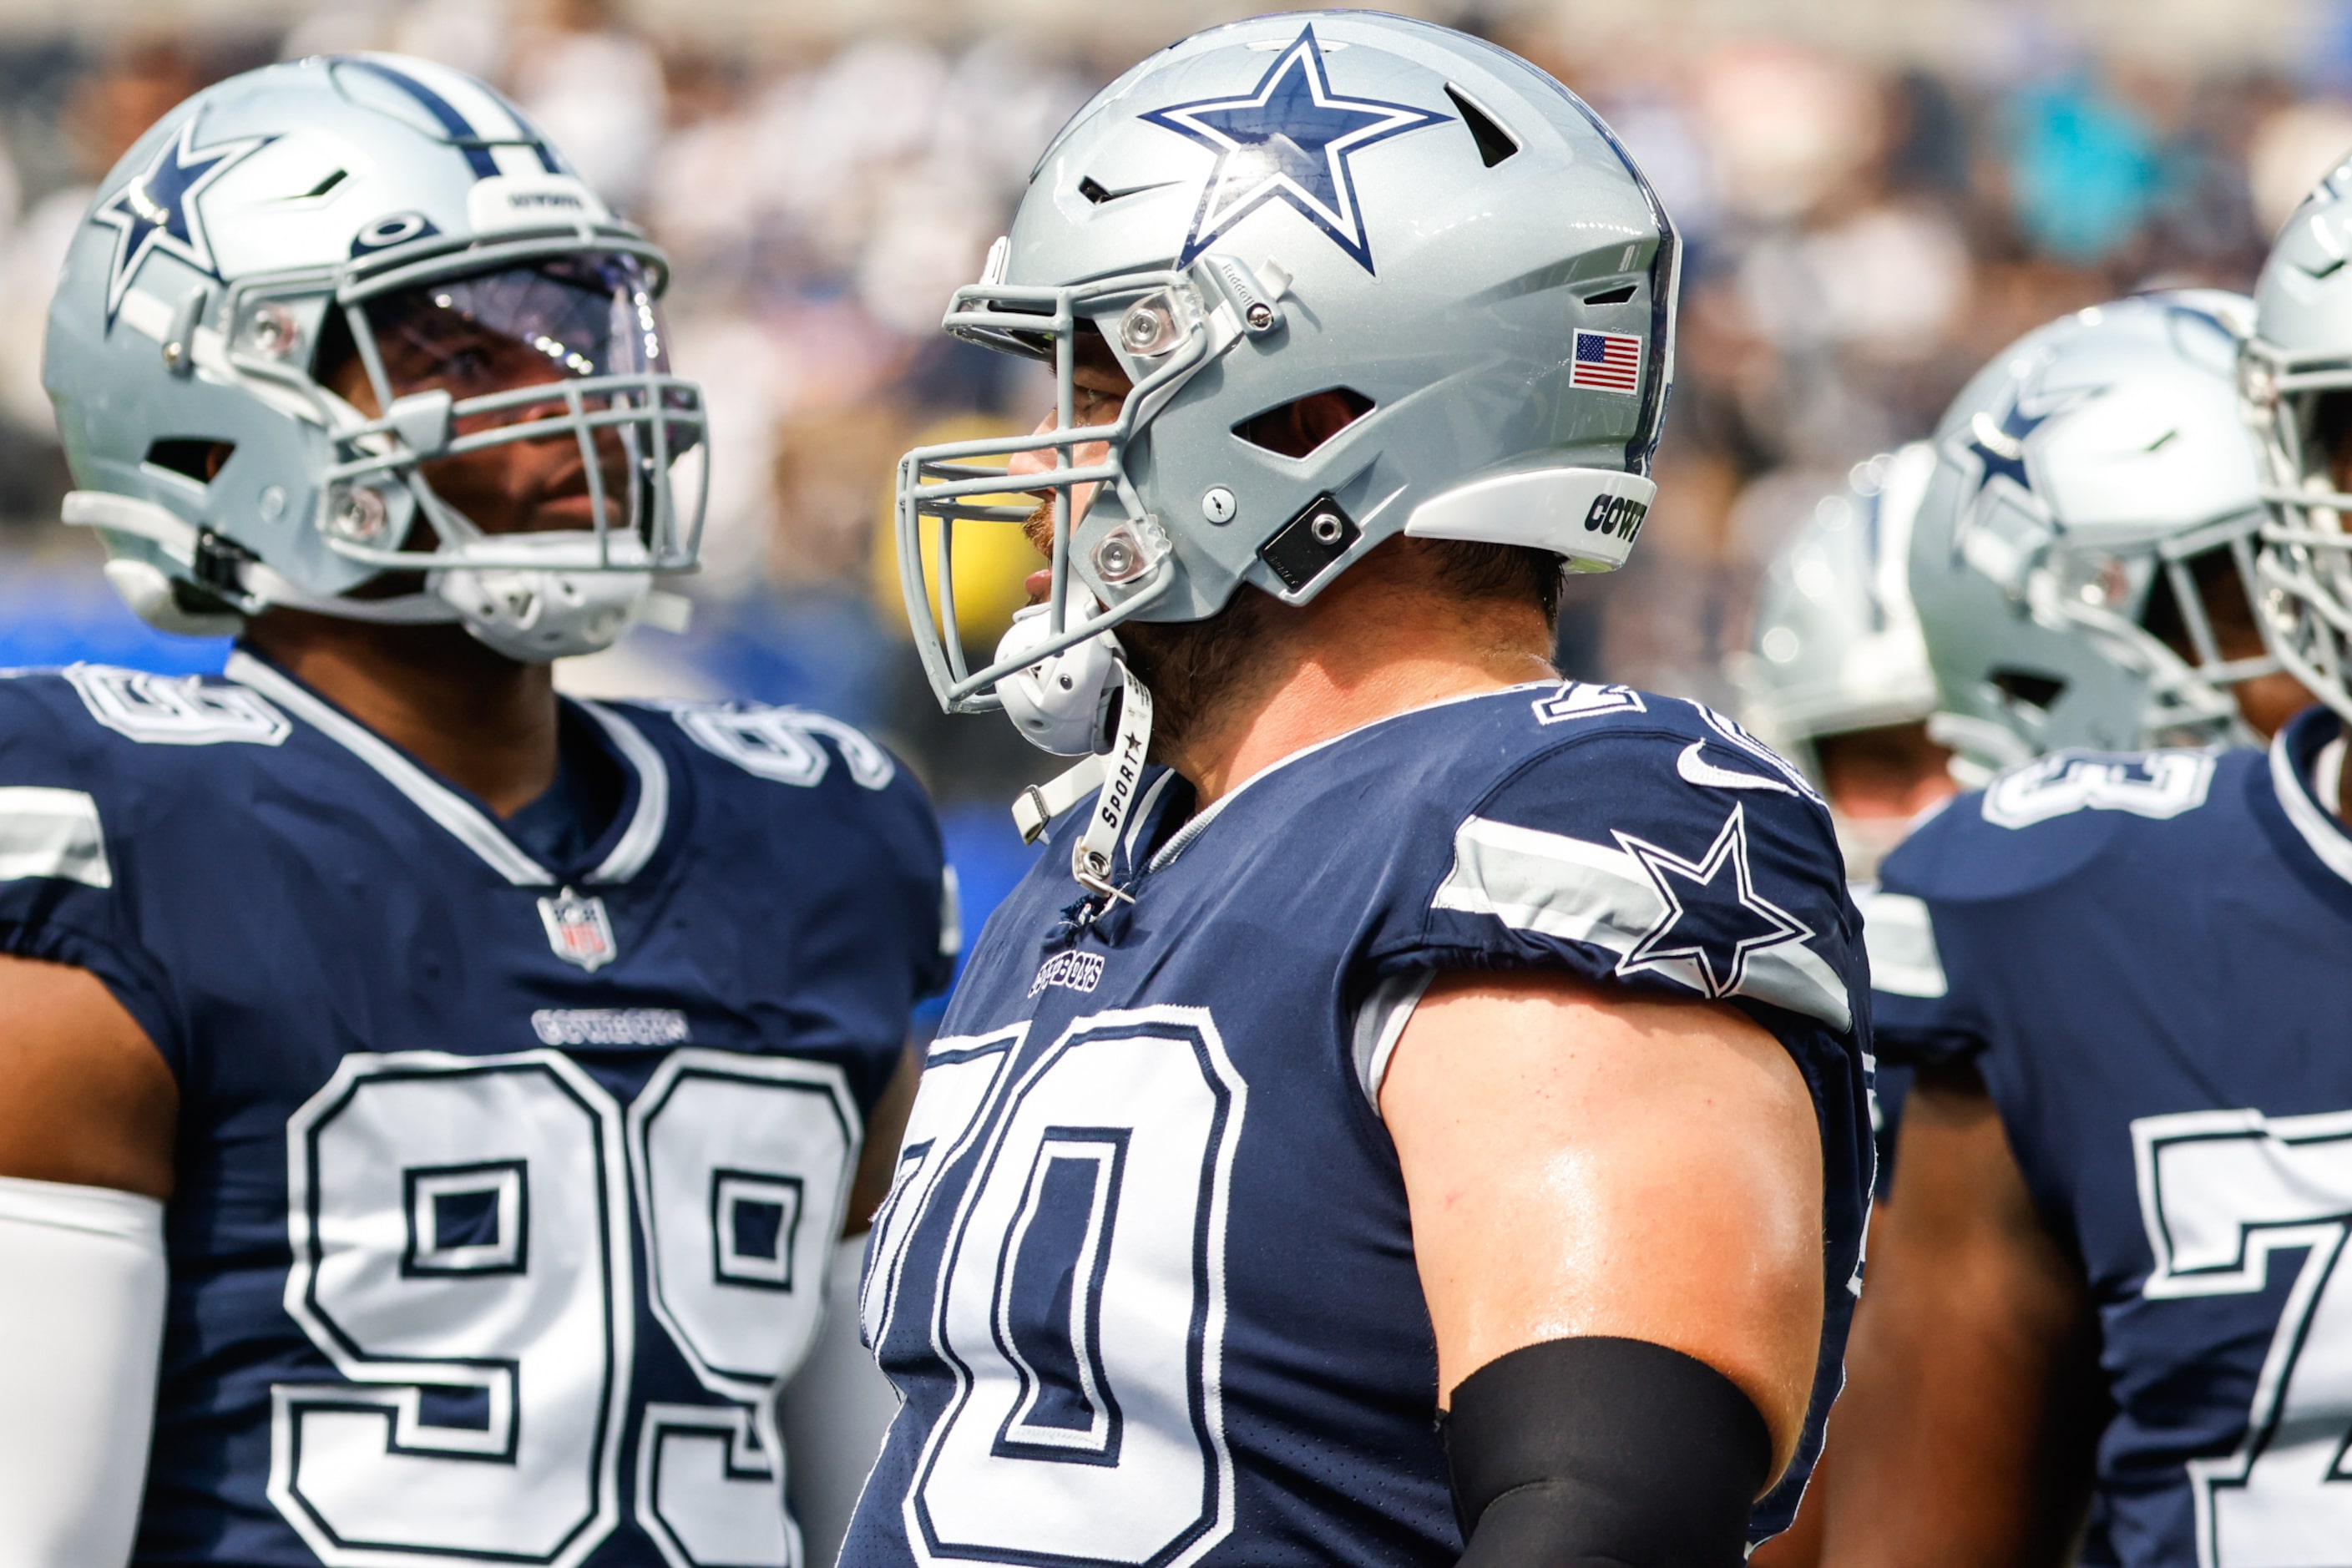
[1444,1336,1770,1568]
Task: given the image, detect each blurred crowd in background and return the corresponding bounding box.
[6,0,2352,956]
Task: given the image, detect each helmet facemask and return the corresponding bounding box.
[2028,522,2280,751]
[2247,356,2352,721]
[896,253,1241,716]
[226,235,707,659]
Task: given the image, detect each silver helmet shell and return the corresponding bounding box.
[2247,159,2352,722]
[1735,443,1940,782]
[1909,291,2275,779]
[896,13,1677,714]
[43,53,708,660]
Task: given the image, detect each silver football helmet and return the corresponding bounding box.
[43,53,707,662]
[1736,443,1940,778]
[1908,291,2276,780]
[896,13,1677,722]
[2248,159,2352,723]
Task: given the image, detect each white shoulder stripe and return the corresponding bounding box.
[1432,815,1662,947]
[0,787,112,888]
[1432,815,1852,1030]
[1857,890,1949,999]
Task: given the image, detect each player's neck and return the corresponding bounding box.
[239,609,560,819]
[1156,562,1556,808]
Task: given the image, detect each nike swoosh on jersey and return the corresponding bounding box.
[1677,741,1797,795]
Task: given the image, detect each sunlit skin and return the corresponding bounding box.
[1816,1062,2106,1568]
[1815,721,1955,822]
[1003,334,1830,1479]
[0,292,919,1226]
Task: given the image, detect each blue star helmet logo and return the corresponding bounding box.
[1615,804,1808,999]
[1949,382,2102,517]
[1141,25,1450,275]
[91,119,275,325]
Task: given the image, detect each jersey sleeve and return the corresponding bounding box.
[1383,725,1867,1039]
[1862,862,1990,1070]
[1370,716,1873,1545]
[0,685,185,1071]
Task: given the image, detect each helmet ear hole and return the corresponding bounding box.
[1990,667,2067,715]
[144,438,235,484]
[1232,388,1374,458]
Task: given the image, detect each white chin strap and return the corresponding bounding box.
[65,493,690,663]
[992,603,1159,898]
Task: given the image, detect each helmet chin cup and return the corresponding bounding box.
[101,558,243,637]
[429,533,653,663]
[994,603,1124,756]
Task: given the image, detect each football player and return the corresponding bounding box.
[848,16,1872,1566]
[1735,443,1956,886]
[0,56,953,1567]
[1816,287,2333,1566]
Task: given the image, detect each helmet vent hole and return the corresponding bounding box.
[1582,283,1638,306]
[1989,667,2066,713]
[1444,85,1520,169]
[144,439,235,485]
[1232,387,1374,458]
[301,169,348,200]
[1079,175,1113,205]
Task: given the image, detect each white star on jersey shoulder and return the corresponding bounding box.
[1614,804,1809,999]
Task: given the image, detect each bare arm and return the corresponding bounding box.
[843,1043,918,1237]
[1818,1062,2101,1568]
[0,952,178,1565]
[0,953,175,1196]
[1381,969,1826,1481]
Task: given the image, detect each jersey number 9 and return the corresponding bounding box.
[269,1048,856,1568]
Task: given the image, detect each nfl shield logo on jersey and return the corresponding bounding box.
[537,887,617,972]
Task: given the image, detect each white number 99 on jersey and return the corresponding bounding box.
[267,1047,857,1568]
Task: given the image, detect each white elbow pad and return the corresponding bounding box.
[0,1175,166,1568]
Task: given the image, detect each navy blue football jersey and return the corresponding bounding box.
[1870,706,2352,1568]
[842,682,1874,1567]
[0,651,953,1568]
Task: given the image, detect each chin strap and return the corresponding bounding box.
[1014,756,1106,844]
[1069,667,1154,902]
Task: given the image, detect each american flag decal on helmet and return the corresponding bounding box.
[1571,329,1642,394]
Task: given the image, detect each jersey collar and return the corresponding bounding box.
[2267,704,2352,888]
[225,650,670,888]
[1147,679,1559,873]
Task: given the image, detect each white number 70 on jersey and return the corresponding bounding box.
[2135,1107,2352,1568]
[271,1048,856,1568]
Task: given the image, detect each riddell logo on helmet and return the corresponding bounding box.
[1584,493,1648,542]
